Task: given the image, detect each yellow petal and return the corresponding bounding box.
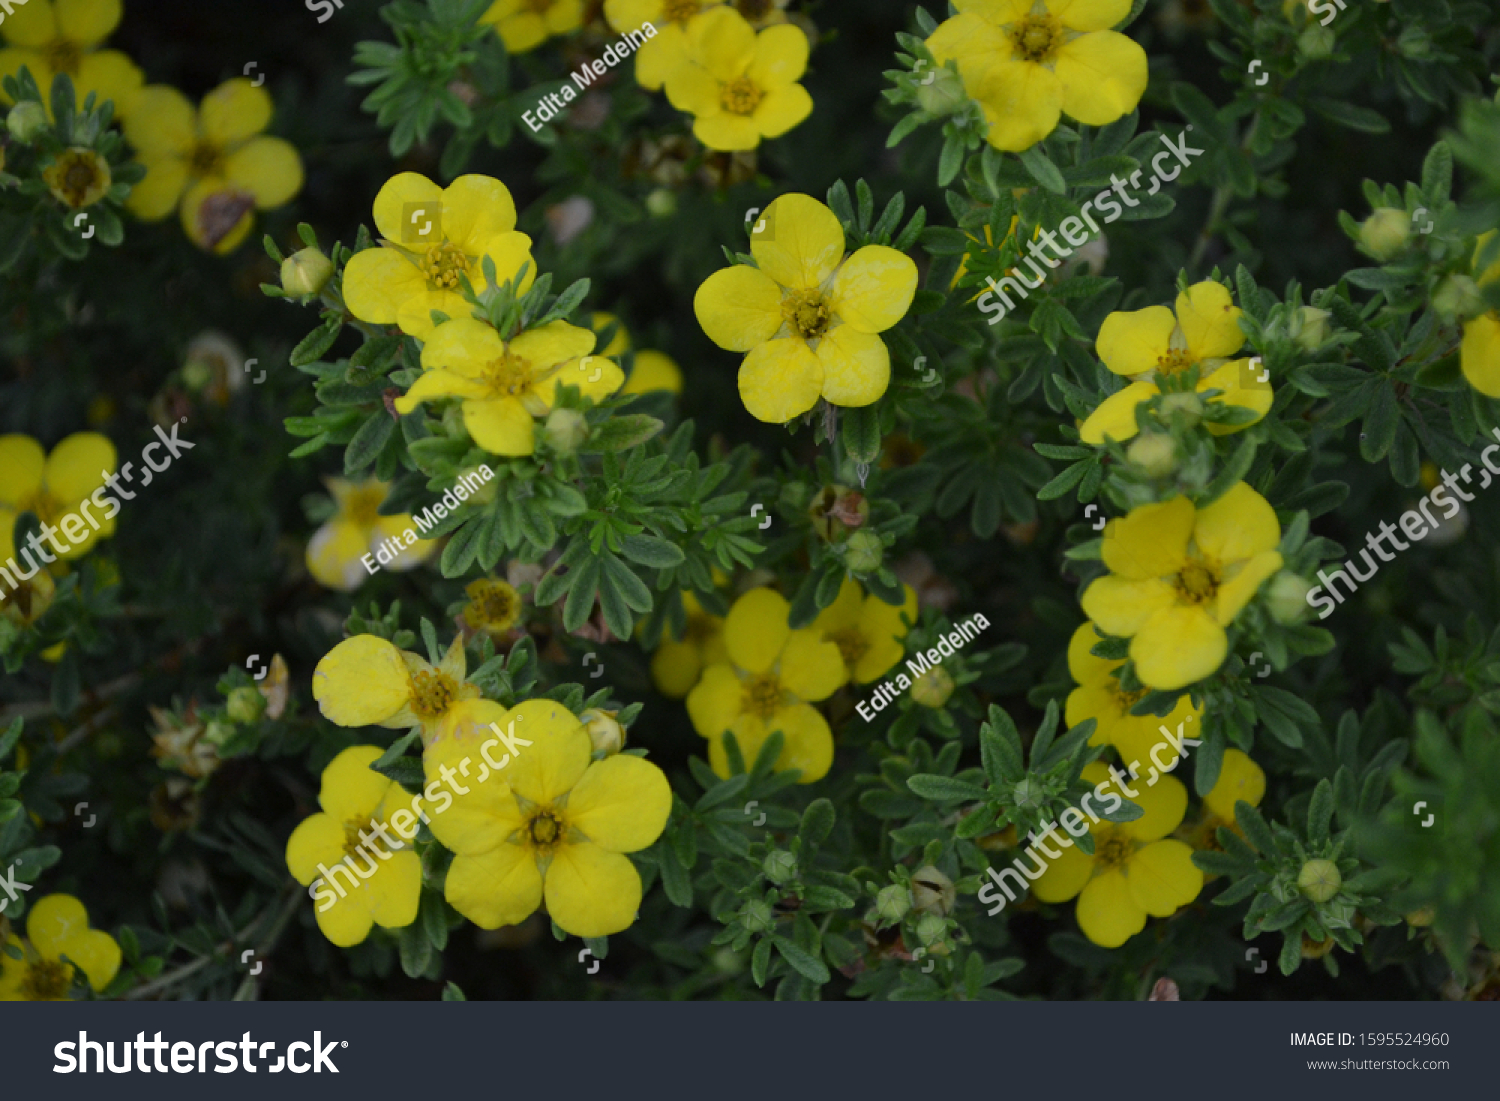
[694,265,783,351]
[544,0,584,34]
[951,0,1031,21]
[830,245,917,334]
[1043,0,1131,30]
[342,246,427,326]
[767,701,834,782]
[27,894,91,959]
[751,192,846,292]
[604,0,658,32]
[1067,620,1118,682]
[55,0,121,47]
[442,174,520,251]
[1130,605,1227,690]
[1461,313,1500,397]
[1204,748,1266,821]
[312,635,413,728]
[44,431,112,510]
[567,755,672,852]
[463,397,536,456]
[752,82,812,139]
[779,628,848,701]
[315,889,376,947]
[200,78,272,147]
[747,23,809,87]
[123,86,196,157]
[425,770,524,857]
[1191,481,1281,563]
[1102,495,1195,580]
[178,179,257,255]
[367,849,422,929]
[632,22,694,90]
[1078,380,1158,445]
[739,337,822,422]
[497,11,547,51]
[1121,772,1188,841]
[1029,839,1095,902]
[62,929,121,992]
[305,517,374,591]
[724,587,791,674]
[815,324,889,408]
[1213,549,1282,626]
[125,154,190,220]
[1199,358,1272,435]
[928,13,1010,81]
[1096,305,1176,376]
[0,434,45,510]
[652,639,703,698]
[318,745,394,821]
[73,49,143,116]
[1076,867,1146,947]
[445,845,543,929]
[500,698,591,804]
[686,662,742,737]
[694,111,762,151]
[503,316,596,367]
[224,136,303,209]
[1081,574,1176,637]
[623,349,683,394]
[1126,838,1202,915]
[372,172,445,242]
[394,369,489,415]
[686,6,756,82]
[396,288,474,340]
[544,841,643,937]
[285,813,345,884]
[974,60,1062,152]
[1053,31,1147,126]
[0,2,57,47]
[811,576,863,633]
[1175,280,1244,361]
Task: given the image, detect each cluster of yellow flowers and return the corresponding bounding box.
[291,633,671,945]
[926,0,1148,152]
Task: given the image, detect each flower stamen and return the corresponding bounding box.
[720,76,764,117]
[1006,14,1063,64]
[781,289,832,340]
[420,241,469,290]
[21,958,71,1000]
[409,669,459,718]
[741,672,785,719]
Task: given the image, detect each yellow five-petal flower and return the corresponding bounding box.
[0,0,143,119]
[811,578,917,685]
[312,633,488,750]
[0,894,120,1000]
[603,0,729,89]
[1064,620,1202,766]
[482,0,584,53]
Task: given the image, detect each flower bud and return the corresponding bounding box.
[225,687,266,725]
[874,883,913,923]
[1266,571,1314,624]
[1158,391,1204,423]
[915,62,967,116]
[1433,274,1484,320]
[910,866,956,916]
[844,530,884,573]
[762,849,799,885]
[644,188,676,217]
[6,101,46,143]
[1297,858,1342,902]
[914,911,947,947]
[911,665,955,709]
[1296,23,1336,60]
[579,708,624,756]
[1011,777,1044,811]
[1290,306,1332,352]
[1126,433,1177,478]
[543,407,589,453]
[741,898,775,934]
[1358,208,1411,262]
[202,719,237,750]
[280,247,333,298]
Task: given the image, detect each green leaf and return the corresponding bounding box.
[345,411,396,474]
[441,981,467,1000]
[399,920,432,978]
[620,534,684,569]
[842,403,881,464]
[771,936,830,985]
[290,320,342,367]
[906,774,987,802]
[1019,144,1067,194]
[586,414,665,452]
[799,798,836,847]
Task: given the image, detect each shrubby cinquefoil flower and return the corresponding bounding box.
[1,431,117,570]
[694,193,917,423]
[305,478,437,592]
[604,0,728,90]
[0,894,120,1000]
[1065,621,1201,765]
[650,591,728,698]
[1459,234,1500,397]
[313,633,488,750]
[811,577,917,685]
[481,0,583,53]
[0,0,143,119]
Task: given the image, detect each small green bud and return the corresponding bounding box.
[741,898,775,934]
[1358,208,1411,262]
[1296,24,1336,60]
[1158,391,1204,423]
[1011,777,1045,811]
[181,359,216,392]
[874,883,913,923]
[1126,433,1177,478]
[1433,274,1484,320]
[914,62,967,116]
[644,188,677,217]
[544,407,589,454]
[1298,858,1342,903]
[1291,306,1333,352]
[844,530,884,573]
[914,911,947,947]
[6,101,47,143]
[911,665,955,708]
[911,866,956,916]
[763,849,799,885]
[579,708,624,756]
[279,247,333,298]
[203,718,237,749]
[225,687,265,725]
[1266,571,1314,625]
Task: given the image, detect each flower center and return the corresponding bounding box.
[189,142,226,179]
[21,958,72,1000]
[1110,682,1149,713]
[1155,348,1197,376]
[43,149,111,209]
[781,289,832,340]
[662,0,702,22]
[344,484,386,528]
[15,487,63,525]
[720,76,764,116]
[828,627,869,668]
[409,669,459,719]
[1173,559,1219,604]
[525,0,552,10]
[1094,830,1134,870]
[342,815,392,858]
[527,809,566,852]
[466,579,520,630]
[420,241,470,290]
[741,672,786,719]
[45,39,81,75]
[736,0,772,17]
[684,613,718,645]
[1006,14,1063,64]
[482,350,536,399]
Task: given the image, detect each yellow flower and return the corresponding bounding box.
[0,0,143,119]
[622,349,684,394]
[927,0,1148,152]
[1032,761,1202,947]
[1203,746,1265,824]
[460,576,524,638]
[693,193,918,423]
[0,894,120,1000]
[0,432,117,577]
[41,146,110,208]
[481,0,584,53]
[685,587,847,781]
[811,578,917,684]
[284,746,423,947]
[664,8,811,151]
[341,173,537,341]
[123,79,303,254]
[312,632,488,751]
[1460,233,1500,397]
[1080,281,1269,445]
[1081,484,1283,690]
[650,590,728,697]
[305,478,438,592]
[603,0,728,90]
[393,317,623,456]
[1064,621,1201,766]
[423,698,671,937]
